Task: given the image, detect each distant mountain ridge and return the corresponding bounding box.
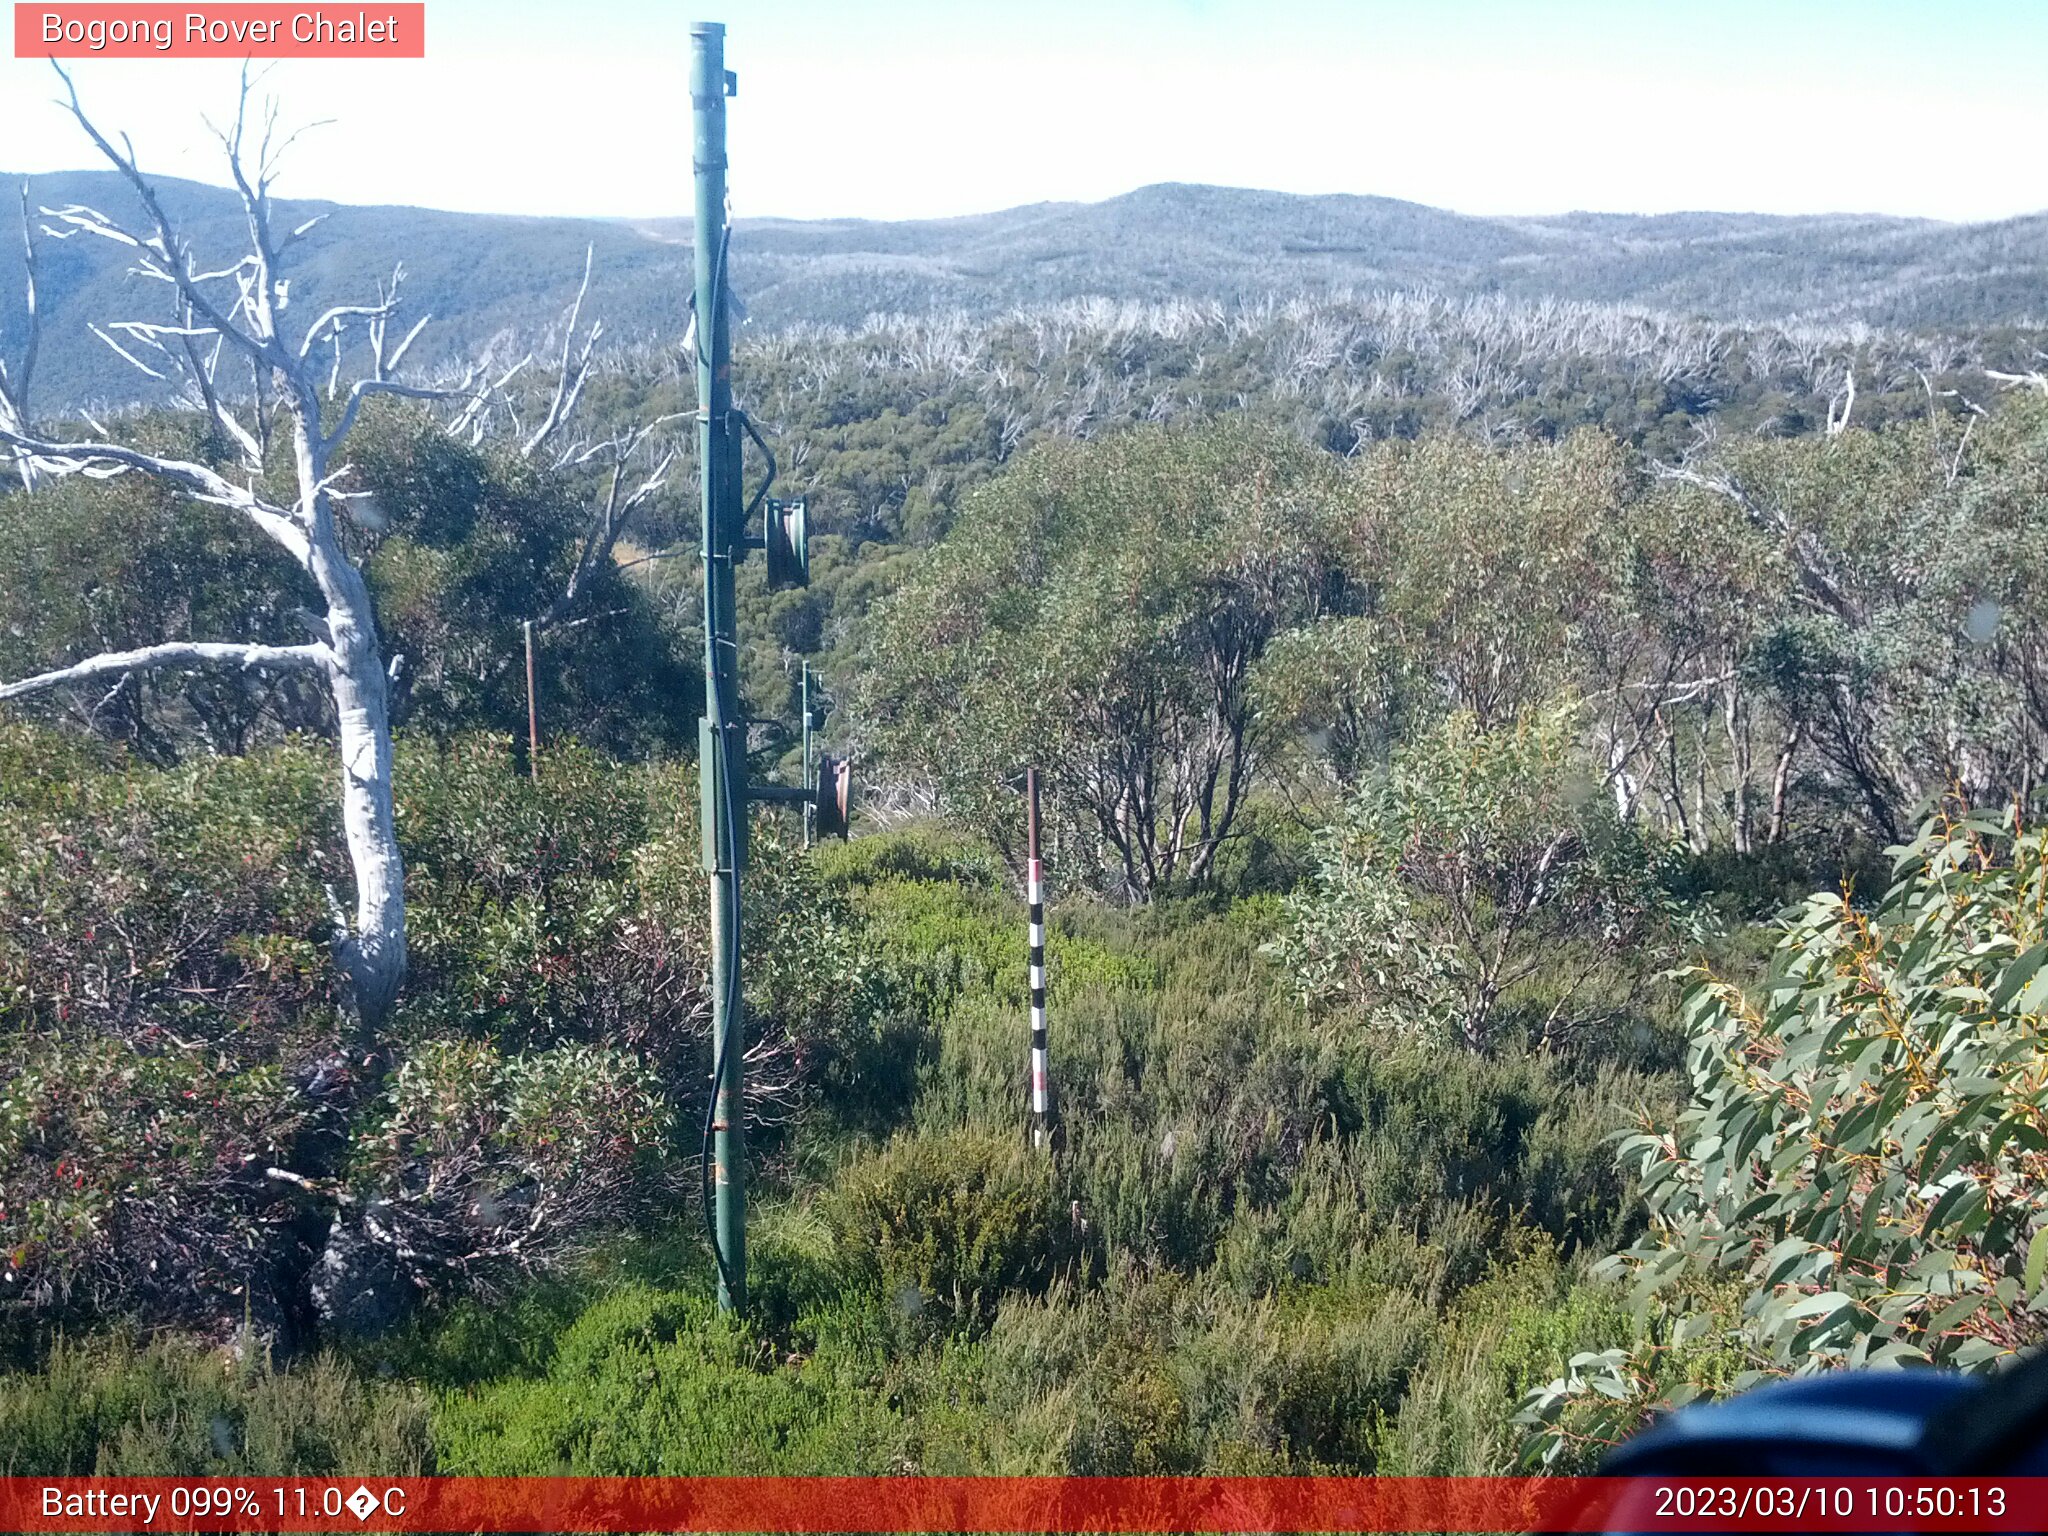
[3,173,2045,410]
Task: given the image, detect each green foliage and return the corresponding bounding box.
[31,372,2045,1480]
[1252,615,1407,784]
[823,1129,1075,1338]
[865,420,1343,897]
[1271,706,1685,1051]
[1370,1240,1628,1475]
[0,403,694,762]
[0,727,339,1324]
[0,1333,430,1476]
[0,445,322,762]
[1358,432,1631,729]
[0,1038,305,1317]
[348,405,696,756]
[0,723,339,1044]
[1522,808,2048,1461]
[432,1283,901,1475]
[965,1270,1427,1473]
[0,729,884,1339]
[348,1038,666,1289]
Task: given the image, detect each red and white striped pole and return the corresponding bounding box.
[1026,767,1051,1149]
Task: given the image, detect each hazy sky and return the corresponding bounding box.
[1,0,2041,223]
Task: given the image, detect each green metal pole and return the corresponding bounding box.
[692,18,745,1315]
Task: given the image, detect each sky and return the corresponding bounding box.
[0,0,2043,224]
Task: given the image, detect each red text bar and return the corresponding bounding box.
[14,5,425,58]
[6,1476,2048,1532]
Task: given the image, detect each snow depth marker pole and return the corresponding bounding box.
[1027,767,1051,1149]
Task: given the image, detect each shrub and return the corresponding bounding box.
[864,421,1347,898]
[1522,807,2048,1463]
[1370,1240,1627,1476]
[964,1270,1428,1473]
[1269,705,1684,1051]
[431,1284,902,1475]
[0,726,340,1048]
[346,1039,666,1295]
[822,1129,1074,1337]
[0,1334,430,1476]
[0,729,887,1341]
[0,1039,307,1324]
[0,728,339,1331]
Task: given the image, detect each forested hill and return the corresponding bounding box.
[6,169,2048,408]
[670,186,2048,335]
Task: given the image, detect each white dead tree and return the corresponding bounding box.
[461,248,684,633]
[0,180,39,490]
[0,66,478,1028]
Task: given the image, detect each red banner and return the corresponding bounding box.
[13,5,425,58]
[4,1476,2048,1532]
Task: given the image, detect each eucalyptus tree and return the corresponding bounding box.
[1270,705,1678,1052]
[1523,808,2048,1462]
[1656,403,2048,842]
[865,419,1344,897]
[1360,430,1631,731]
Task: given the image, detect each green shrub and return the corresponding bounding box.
[0,1039,306,1322]
[0,1334,430,1476]
[811,825,1006,894]
[1268,704,1685,1052]
[823,1129,1075,1337]
[0,730,339,1328]
[1370,1240,1627,1476]
[962,1269,1427,1473]
[1522,807,2048,1462]
[0,727,339,1046]
[348,1038,666,1291]
[0,729,893,1340]
[431,1284,902,1474]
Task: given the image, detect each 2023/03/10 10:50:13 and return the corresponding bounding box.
[1646,1482,2011,1524]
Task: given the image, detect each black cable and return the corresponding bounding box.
[698,751,743,1304]
[692,219,733,373]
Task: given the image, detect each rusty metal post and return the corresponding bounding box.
[801,662,814,850]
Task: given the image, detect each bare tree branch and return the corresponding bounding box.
[1987,368,2048,395]
[47,65,276,372]
[538,421,683,631]
[0,640,330,703]
[0,423,312,559]
[325,371,479,453]
[1654,459,1863,623]
[521,244,599,459]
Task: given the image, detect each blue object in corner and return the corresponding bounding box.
[1602,1370,1986,1477]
